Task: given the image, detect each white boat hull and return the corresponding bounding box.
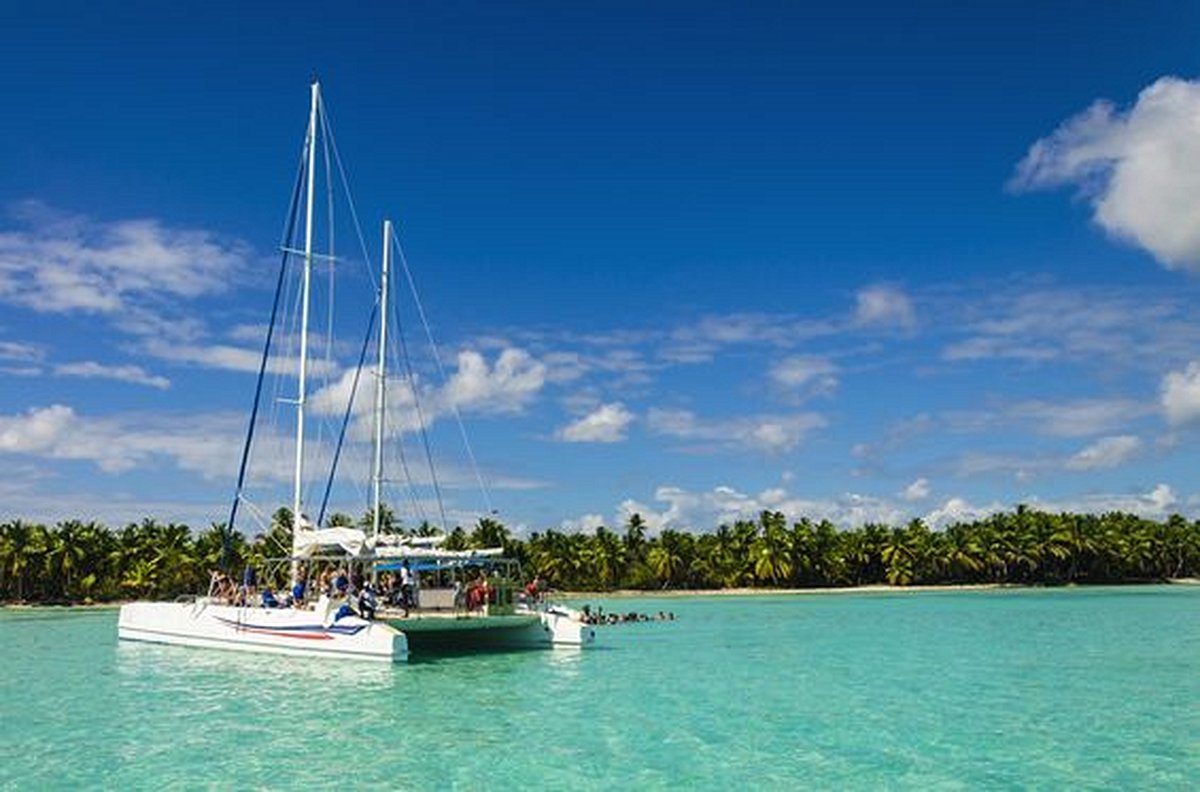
[118,601,407,663]
[535,604,596,647]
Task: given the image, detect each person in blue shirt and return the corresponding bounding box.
[290,569,307,607]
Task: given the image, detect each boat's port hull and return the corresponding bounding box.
[118,601,407,663]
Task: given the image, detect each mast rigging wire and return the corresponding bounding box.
[224,140,307,565]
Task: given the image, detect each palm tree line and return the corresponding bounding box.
[2,505,1198,603]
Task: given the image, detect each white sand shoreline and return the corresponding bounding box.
[3,579,1196,609]
[560,579,1200,600]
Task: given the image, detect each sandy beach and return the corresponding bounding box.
[4,579,1196,609]
[560,579,1199,600]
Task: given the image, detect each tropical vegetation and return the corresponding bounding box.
[2,506,1199,603]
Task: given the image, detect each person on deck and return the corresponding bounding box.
[524,576,543,603]
[358,583,378,620]
[291,571,307,608]
[399,560,414,611]
[452,579,466,613]
[240,564,257,606]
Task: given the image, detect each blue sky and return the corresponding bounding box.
[4,1,1200,534]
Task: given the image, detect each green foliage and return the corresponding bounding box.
[2,506,1199,602]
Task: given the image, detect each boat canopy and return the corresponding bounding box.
[293,527,368,557]
[373,546,504,560]
[374,547,511,573]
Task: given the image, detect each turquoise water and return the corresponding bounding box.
[1,586,1197,790]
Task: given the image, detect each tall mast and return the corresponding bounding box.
[292,80,320,561]
[372,220,391,548]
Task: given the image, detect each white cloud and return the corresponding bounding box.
[0,201,251,313]
[55,361,170,390]
[1012,76,1200,271]
[559,513,606,533]
[307,347,549,443]
[1028,484,1179,519]
[1006,398,1149,438]
[0,340,43,363]
[923,497,1003,529]
[141,338,338,377]
[612,481,1190,535]
[955,451,1049,481]
[556,402,635,443]
[1161,361,1200,425]
[940,284,1200,369]
[902,477,931,502]
[647,407,825,454]
[617,484,907,533]
[0,405,76,455]
[769,355,838,398]
[854,284,915,330]
[1066,435,1141,471]
[660,313,836,362]
[0,404,241,476]
[443,348,546,414]
[0,366,42,377]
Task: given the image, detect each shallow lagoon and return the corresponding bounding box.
[1,586,1197,789]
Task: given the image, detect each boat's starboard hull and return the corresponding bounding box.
[118,601,407,663]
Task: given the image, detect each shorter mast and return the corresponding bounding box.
[371,220,392,551]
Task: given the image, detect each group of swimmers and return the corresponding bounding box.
[578,604,677,625]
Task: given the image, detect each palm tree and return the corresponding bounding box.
[881,527,915,586]
[46,520,89,600]
[0,520,36,601]
[750,512,793,585]
[587,526,626,590]
[469,517,510,551]
[647,529,691,589]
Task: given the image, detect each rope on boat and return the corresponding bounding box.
[225,140,307,566]
[390,224,495,517]
[389,275,449,532]
[317,301,378,527]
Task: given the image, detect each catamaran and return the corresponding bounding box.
[118,81,594,662]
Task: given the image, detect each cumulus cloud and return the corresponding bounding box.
[1012,76,1200,271]
[647,407,825,454]
[1066,435,1141,471]
[1161,362,1200,425]
[443,348,546,414]
[0,404,242,476]
[308,347,549,441]
[556,402,635,443]
[0,200,251,313]
[559,513,606,533]
[610,481,1189,534]
[1029,484,1178,518]
[923,497,1003,529]
[854,284,915,330]
[902,478,931,502]
[55,361,170,390]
